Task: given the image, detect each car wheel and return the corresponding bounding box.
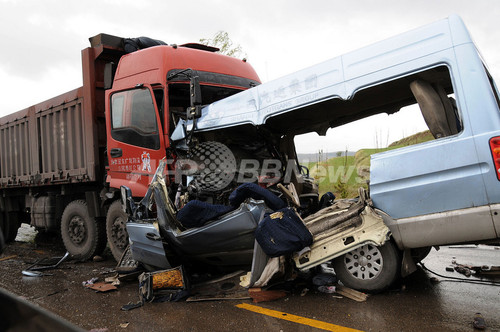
[106,200,129,262]
[61,200,106,261]
[332,241,401,293]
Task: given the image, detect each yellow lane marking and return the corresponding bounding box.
[236,303,363,332]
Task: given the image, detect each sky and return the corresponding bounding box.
[1,0,500,153]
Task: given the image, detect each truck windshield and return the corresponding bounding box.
[168,83,243,129]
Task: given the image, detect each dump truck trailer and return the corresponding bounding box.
[0,37,116,256]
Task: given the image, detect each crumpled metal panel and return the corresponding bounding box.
[293,204,390,271]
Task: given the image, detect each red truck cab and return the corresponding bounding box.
[102,42,260,260]
[105,44,260,197]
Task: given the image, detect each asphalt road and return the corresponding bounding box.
[0,224,499,332]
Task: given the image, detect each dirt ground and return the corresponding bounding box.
[1,224,500,332]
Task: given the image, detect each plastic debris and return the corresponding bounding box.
[82,277,99,287]
[317,285,336,294]
[473,312,486,330]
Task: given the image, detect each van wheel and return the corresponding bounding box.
[332,241,401,293]
[61,200,106,261]
[106,200,129,262]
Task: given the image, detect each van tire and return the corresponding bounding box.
[333,241,401,293]
[61,200,106,261]
[106,200,129,262]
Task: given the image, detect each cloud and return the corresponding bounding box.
[1,0,500,153]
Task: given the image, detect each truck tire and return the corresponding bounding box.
[61,200,106,261]
[0,224,4,254]
[106,200,129,262]
[332,241,401,293]
[2,211,20,243]
[0,212,5,241]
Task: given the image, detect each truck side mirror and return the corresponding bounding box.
[190,76,202,106]
[187,106,202,120]
[187,76,202,119]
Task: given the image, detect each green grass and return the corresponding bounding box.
[305,130,433,198]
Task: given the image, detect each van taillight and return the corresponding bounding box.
[489,136,500,180]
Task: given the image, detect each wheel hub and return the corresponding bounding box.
[344,244,383,280]
[68,216,87,245]
[111,216,127,250]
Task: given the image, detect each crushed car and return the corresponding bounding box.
[121,158,391,292]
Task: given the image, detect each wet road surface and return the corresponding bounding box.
[0,224,499,331]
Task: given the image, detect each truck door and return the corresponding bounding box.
[106,85,166,196]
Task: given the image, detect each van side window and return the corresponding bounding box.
[485,67,500,110]
[294,65,461,198]
[110,88,160,150]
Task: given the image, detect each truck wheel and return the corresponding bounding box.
[106,200,129,262]
[0,224,4,254]
[0,212,6,241]
[2,211,21,243]
[61,200,106,261]
[332,241,401,293]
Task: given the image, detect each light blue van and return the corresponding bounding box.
[187,15,500,290]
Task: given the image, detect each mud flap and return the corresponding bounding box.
[401,249,418,277]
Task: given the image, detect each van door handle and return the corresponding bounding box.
[145,232,161,241]
[110,148,122,158]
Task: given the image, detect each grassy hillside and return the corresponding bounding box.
[306,130,433,198]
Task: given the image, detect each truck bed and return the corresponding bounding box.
[0,87,99,187]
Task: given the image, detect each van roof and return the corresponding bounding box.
[194,15,476,135]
